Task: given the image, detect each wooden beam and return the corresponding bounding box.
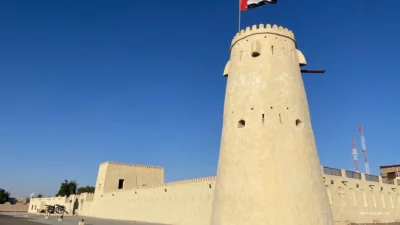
[301,70,326,74]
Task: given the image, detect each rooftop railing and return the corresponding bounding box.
[383,179,395,184]
[345,170,362,180]
[365,174,379,182]
[323,167,342,177]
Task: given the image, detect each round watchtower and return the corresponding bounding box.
[211,24,334,225]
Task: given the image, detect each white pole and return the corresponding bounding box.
[239,0,241,31]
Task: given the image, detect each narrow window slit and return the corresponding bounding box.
[262,114,265,125]
[296,119,302,127]
[271,46,274,55]
[279,114,282,124]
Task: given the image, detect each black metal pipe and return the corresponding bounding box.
[301,70,326,74]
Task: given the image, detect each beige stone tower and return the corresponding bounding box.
[210,24,335,225]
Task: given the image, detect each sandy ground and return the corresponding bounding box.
[1,212,399,225]
[349,223,400,225]
[0,212,166,225]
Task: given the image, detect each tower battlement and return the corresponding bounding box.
[230,24,295,49]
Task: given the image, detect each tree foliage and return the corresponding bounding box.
[0,188,10,204]
[56,180,78,197]
[77,186,95,194]
[36,194,44,198]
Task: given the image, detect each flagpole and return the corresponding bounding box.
[238,0,241,32]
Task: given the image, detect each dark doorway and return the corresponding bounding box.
[118,179,124,189]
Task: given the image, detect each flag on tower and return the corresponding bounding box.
[240,0,277,11]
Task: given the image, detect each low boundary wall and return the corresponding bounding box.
[28,166,400,225]
[323,167,400,224]
[87,169,400,225]
[0,202,28,212]
[28,193,94,215]
[89,177,215,225]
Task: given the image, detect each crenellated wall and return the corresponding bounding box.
[86,162,400,225]
[86,164,400,225]
[323,167,400,224]
[28,162,400,225]
[89,177,216,225]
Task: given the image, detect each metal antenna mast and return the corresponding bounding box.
[359,124,370,174]
[351,137,360,173]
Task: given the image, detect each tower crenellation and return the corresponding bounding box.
[230,24,295,48]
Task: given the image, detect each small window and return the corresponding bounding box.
[118,179,124,189]
[238,120,245,128]
[252,51,260,57]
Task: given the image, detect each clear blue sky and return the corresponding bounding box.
[1,0,399,197]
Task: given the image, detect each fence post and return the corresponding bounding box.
[341,169,346,178]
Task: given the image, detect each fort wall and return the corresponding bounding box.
[77,193,93,216]
[28,193,94,215]
[88,169,400,225]
[323,167,400,224]
[89,177,215,225]
[29,196,68,213]
[0,202,28,212]
[95,161,164,194]
[28,163,400,224]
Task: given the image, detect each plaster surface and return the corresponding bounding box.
[0,203,28,212]
[211,24,334,225]
[28,163,400,225]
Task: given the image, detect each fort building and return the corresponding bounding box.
[28,24,400,225]
[380,164,400,183]
[28,161,400,225]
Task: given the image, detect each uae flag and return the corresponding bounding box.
[240,0,277,11]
